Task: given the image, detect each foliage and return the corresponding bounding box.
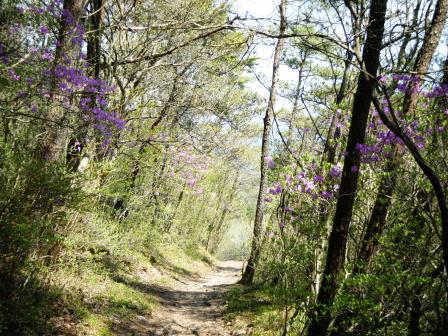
[1,0,448,334]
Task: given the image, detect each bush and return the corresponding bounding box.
[0,141,79,333]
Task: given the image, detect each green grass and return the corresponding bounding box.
[224,285,287,335]
[52,250,157,335]
[47,238,217,335]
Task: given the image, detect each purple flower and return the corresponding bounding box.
[31,6,45,14]
[39,25,49,34]
[304,180,314,193]
[321,191,332,199]
[269,183,282,195]
[8,69,20,81]
[265,156,276,169]
[41,50,53,61]
[71,35,84,46]
[97,97,107,106]
[329,166,341,178]
[54,198,64,206]
[314,175,324,183]
[356,143,371,155]
[377,74,387,82]
[187,178,196,188]
[351,165,359,173]
[74,141,82,152]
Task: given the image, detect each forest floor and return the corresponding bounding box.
[125,260,243,336]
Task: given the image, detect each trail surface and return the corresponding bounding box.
[121,260,243,336]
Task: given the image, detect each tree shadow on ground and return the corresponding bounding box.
[102,263,241,335]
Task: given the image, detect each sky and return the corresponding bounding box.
[232,0,298,131]
[232,0,277,20]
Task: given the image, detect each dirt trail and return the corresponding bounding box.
[122,260,243,336]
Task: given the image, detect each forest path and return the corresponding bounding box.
[120,260,243,336]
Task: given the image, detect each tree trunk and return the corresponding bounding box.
[150,144,170,227]
[42,0,85,162]
[67,0,104,169]
[307,0,388,334]
[329,3,448,332]
[240,0,287,285]
[314,53,353,295]
[129,72,183,190]
[164,185,185,233]
[208,174,239,254]
[352,155,399,274]
[354,0,448,275]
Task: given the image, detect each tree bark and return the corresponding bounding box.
[67,0,105,169]
[372,94,448,308]
[42,0,85,162]
[314,52,353,295]
[240,0,287,285]
[307,0,388,334]
[354,0,448,275]
[352,155,399,274]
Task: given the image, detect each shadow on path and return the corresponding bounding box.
[109,260,243,336]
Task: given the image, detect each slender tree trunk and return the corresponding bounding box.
[150,144,170,227]
[42,0,85,162]
[240,0,287,285]
[205,176,229,250]
[329,4,448,332]
[87,0,104,79]
[165,185,186,233]
[129,71,184,190]
[67,0,104,169]
[209,206,231,254]
[321,51,353,167]
[353,0,448,275]
[352,154,399,274]
[314,53,353,295]
[373,94,448,311]
[208,174,239,254]
[307,1,388,334]
[114,71,185,216]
